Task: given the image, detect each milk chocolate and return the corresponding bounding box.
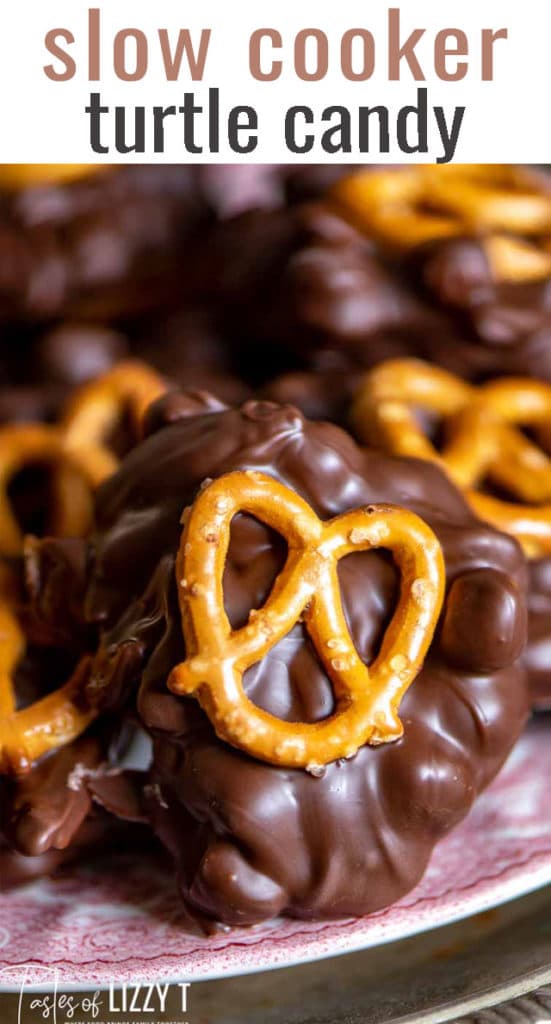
[0,760,151,890]
[410,237,551,381]
[189,200,551,411]
[0,600,146,886]
[187,203,482,410]
[79,397,528,925]
[0,165,211,325]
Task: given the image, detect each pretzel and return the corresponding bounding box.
[60,360,167,451]
[0,362,165,557]
[0,165,107,190]
[352,359,551,556]
[0,423,117,558]
[333,165,551,283]
[6,361,166,556]
[0,513,96,773]
[0,600,24,717]
[0,599,95,775]
[167,471,444,769]
[467,492,551,555]
[0,362,166,766]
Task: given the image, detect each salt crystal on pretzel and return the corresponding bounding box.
[167,470,445,769]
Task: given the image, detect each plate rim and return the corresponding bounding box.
[1,847,550,992]
[1,724,550,991]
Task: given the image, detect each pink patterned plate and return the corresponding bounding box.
[0,720,550,991]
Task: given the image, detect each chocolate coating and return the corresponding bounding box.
[0,584,145,885]
[189,202,487,423]
[524,557,551,708]
[192,203,426,358]
[0,713,142,884]
[0,757,151,890]
[0,324,114,423]
[284,165,361,204]
[262,369,356,423]
[1,733,108,857]
[411,237,551,381]
[23,537,91,648]
[191,199,551,410]
[134,309,250,407]
[82,399,528,925]
[440,569,526,673]
[0,166,211,325]
[0,818,113,889]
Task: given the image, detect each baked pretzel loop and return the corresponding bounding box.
[462,379,551,502]
[0,599,24,717]
[0,165,107,189]
[467,491,551,555]
[167,470,445,769]
[333,165,551,282]
[0,604,96,776]
[0,423,117,557]
[52,361,166,549]
[352,359,551,556]
[61,359,167,451]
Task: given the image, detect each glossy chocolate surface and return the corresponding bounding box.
[0,619,144,884]
[80,397,528,925]
[524,558,551,708]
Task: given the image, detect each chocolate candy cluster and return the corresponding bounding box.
[0,163,548,931]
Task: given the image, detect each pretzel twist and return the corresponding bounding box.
[0,554,96,774]
[0,600,24,718]
[0,606,95,775]
[0,361,166,557]
[352,359,551,556]
[0,361,166,770]
[0,165,107,190]
[0,439,105,768]
[167,471,445,769]
[333,165,551,282]
[0,423,118,558]
[60,360,167,451]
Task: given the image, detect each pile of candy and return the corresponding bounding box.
[0,161,549,930]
